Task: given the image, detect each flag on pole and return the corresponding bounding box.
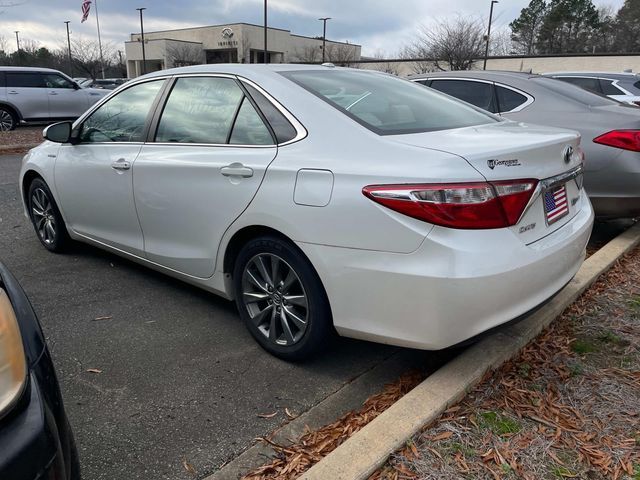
[81,0,92,23]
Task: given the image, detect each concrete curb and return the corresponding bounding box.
[298,222,640,480]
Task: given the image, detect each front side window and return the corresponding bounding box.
[79,79,164,143]
[43,74,75,89]
[6,73,44,88]
[496,85,529,112]
[281,70,496,135]
[429,79,497,113]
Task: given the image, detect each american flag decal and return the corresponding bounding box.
[544,184,569,224]
[81,0,92,23]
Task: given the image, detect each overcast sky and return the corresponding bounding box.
[0,0,626,57]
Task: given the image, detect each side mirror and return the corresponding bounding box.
[43,121,72,143]
[73,82,81,90]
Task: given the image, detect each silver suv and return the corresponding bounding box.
[0,67,108,131]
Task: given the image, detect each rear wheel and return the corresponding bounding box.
[233,236,333,361]
[27,178,71,252]
[0,106,17,131]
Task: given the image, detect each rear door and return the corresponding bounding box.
[5,71,48,119]
[41,72,89,118]
[133,75,279,278]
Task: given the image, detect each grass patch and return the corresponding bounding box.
[478,411,521,436]
[552,465,578,478]
[568,361,584,377]
[446,442,476,458]
[571,339,599,355]
[597,329,624,345]
[628,296,640,312]
[517,362,532,378]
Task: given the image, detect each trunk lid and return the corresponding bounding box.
[390,121,585,244]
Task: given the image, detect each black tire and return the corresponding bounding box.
[27,178,71,253]
[233,235,333,361]
[0,106,17,131]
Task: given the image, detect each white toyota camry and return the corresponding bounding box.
[19,65,594,360]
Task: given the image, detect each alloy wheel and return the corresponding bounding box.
[0,110,14,131]
[31,188,57,245]
[241,253,309,346]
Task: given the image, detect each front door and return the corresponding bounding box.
[42,72,89,118]
[133,76,278,278]
[54,79,166,256]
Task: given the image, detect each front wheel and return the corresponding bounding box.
[0,106,17,131]
[233,236,333,361]
[28,178,71,252]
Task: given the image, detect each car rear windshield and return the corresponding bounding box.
[532,77,619,106]
[280,70,497,135]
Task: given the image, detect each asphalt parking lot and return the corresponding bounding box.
[0,153,443,479]
[0,152,632,479]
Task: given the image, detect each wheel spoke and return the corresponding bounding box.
[283,306,306,330]
[281,268,297,294]
[280,309,296,345]
[243,292,269,304]
[268,308,278,342]
[32,196,45,213]
[250,304,273,327]
[246,270,269,293]
[270,255,281,286]
[45,221,56,240]
[284,295,307,309]
[254,255,273,288]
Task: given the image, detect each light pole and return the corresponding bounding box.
[483,0,498,70]
[263,0,268,63]
[64,21,73,77]
[136,7,147,75]
[319,17,331,63]
[14,31,20,52]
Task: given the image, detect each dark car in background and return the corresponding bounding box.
[542,72,640,105]
[0,262,79,479]
[410,70,640,219]
[85,78,129,90]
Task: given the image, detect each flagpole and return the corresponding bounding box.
[94,0,105,78]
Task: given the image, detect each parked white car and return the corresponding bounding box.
[543,72,640,106]
[19,65,594,359]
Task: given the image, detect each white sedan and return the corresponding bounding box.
[19,65,594,360]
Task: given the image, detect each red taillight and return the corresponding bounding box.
[593,130,640,152]
[362,179,538,229]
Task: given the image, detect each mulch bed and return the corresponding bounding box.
[373,247,640,480]
[0,126,43,154]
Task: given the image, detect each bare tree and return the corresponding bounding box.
[404,17,485,71]
[69,36,116,79]
[325,43,358,66]
[239,35,252,63]
[0,35,8,53]
[371,49,399,75]
[398,45,437,74]
[165,42,204,68]
[291,45,322,63]
[490,29,517,56]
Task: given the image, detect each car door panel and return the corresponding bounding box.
[5,72,48,119]
[133,145,277,278]
[42,73,88,118]
[54,144,146,255]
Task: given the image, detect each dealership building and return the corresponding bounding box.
[124,22,362,77]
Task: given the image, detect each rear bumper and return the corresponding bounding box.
[298,197,594,350]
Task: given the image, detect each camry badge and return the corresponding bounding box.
[563,145,574,164]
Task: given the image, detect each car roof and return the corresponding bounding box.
[542,72,640,80]
[141,63,352,81]
[408,70,538,81]
[0,66,63,73]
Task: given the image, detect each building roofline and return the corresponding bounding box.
[288,33,360,47]
[130,22,292,37]
[350,51,640,64]
[125,38,203,46]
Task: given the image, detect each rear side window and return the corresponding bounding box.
[413,79,431,86]
[6,72,44,88]
[244,83,297,143]
[496,86,529,112]
[429,79,497,113]
[634,80,640,90]
[0,72,5,88]
[229,97,273,145]
[281,70,496,135]
[558,76,601,94]
[599,79,624,95]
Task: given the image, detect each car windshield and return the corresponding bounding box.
[281,69,497,135]
[532,77,619,106]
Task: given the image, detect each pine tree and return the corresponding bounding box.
[615,0,640,52]
[510,0,548,55]
[536,0,600,53]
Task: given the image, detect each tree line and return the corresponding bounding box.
[510,0,640,55]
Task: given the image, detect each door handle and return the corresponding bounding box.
[111,159,131,171]
[220,163,253,178]
[8,91,18,95]
[49,92,58,95]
